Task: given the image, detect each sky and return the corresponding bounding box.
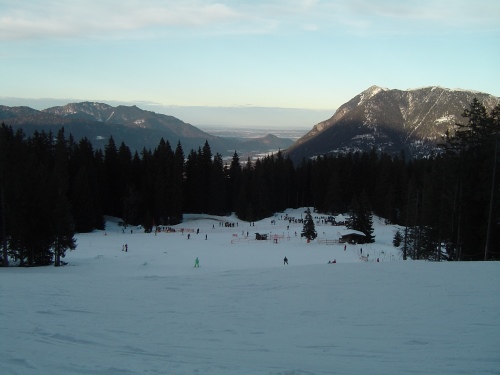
[1,0,500,127]
[2,209,499,374]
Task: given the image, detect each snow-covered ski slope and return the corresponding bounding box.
[1,208,499,374]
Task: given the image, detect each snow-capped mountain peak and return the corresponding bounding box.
[286,85,500,163]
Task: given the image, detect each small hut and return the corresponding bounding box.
[339,229,367,244]
[255,233,268,240]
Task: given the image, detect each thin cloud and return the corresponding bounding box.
[345,0,500,26]
[0,1,245,40]
[1,0,498,41]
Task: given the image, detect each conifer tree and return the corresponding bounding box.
[347,191,375,243]
[0,124,10,266]
[442,99,500,260]
[252,158,271,220]
[228,151,242,213]
[200,141,213,213]
[153,138,173,225]
[71,166,96,232]
[169,141,184,224]
[184,148,200,213]
[301,207,317,241]
[50,129,76,266]
[104,136,120,216]
[8,130,54,265]
[209,153,227,215]
[70,137,104,232]
[0,124,23,266]
[393,230,403,247]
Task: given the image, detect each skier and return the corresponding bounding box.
[284,256,288,265]
[194,257,199,268]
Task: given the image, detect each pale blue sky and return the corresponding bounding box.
[1,0,499,127]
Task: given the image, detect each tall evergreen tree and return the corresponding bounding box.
[9,131,54,265]
[153,138,173,225]
[235,158,254,220]
[301,207,317,241]
[104,136,120,216]
[347,191,375,243]
[71,165,96,232]
[70,138,104,232]
[443,99,500,260]
[209,153,227,215]
[49,129,76,266]
[0,124,24,266]
[184,149,200,213]
[252,158,272,220]
[200,141,213,213]
[227,151,242,213]
[170,141,184,224]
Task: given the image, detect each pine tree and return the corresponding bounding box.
[152,138,173,225]
[228,151,242,213]
[169,141,184,225]
[0,124,23,266]
[393,230,403,247]
[184,149,200,213]
[69,137,104,232]
[8,130,55,265]
[442,100,500,260]
[104,136,120,216]
[0,124,12,266]
[71,166,95,232]
[301,207,317,241]
[200,141,213,213]
[209,153,227,215]
[347,191,375,243]
[50,129,76,266]
[252,158,271,220]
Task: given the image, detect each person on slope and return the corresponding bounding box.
[284,256,288,265]
[194,257,200,268]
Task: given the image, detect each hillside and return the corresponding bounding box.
[285,86,500,164]
[0,102,293,156]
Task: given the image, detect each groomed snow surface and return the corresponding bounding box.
[1,208,499,375]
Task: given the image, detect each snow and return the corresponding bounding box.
[337,228,365,237]
[359,85,387,106]
[435,115,455,123]
[106,111,115,123]
[1,208,499,375]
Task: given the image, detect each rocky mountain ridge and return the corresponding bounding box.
[0,102,294,156]
[285,86,500,164]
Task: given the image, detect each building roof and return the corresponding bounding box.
[338,229,366,237]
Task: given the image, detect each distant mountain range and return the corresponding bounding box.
[285,86,500,164]
[0,102,294,157]
[4,86,499,163]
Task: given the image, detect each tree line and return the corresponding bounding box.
[1,99,498,266]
